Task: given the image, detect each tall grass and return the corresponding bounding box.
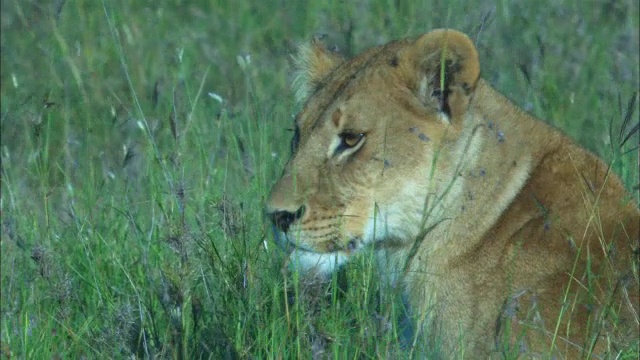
[1,0,637,358]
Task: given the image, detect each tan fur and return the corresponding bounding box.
[267,29,640,358]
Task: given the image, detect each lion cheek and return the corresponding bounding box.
[361,186,426,246]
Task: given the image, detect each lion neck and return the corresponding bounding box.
[402,80,558,272]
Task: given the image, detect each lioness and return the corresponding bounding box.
[266,29,639,358]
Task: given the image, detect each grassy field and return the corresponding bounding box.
[1,0,638,358]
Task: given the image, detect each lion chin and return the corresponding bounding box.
[272,226,365,276]
[288,249,349,276]
[266,28,639,358]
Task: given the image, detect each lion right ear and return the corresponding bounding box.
[402,29,480,124]
[292,35,344,103]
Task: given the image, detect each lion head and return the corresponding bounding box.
[266,29,481,275]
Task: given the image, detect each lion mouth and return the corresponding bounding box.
[290,234,362,255]
[271,227,310,253]
[270,226,350,275]
[271,225,362,255]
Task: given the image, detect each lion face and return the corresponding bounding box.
[266,30,481,275]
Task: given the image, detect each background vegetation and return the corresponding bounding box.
[1,0,638,358]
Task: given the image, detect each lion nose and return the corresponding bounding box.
[269,206,305,233]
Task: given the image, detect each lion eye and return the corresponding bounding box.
[331,131,366,159]
[339,132,365,149]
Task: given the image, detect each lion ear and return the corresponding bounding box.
[405,29,480,123]
[292,35,344,103]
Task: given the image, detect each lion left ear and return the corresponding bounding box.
[404,29,480,123]
[292,35,345,104]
